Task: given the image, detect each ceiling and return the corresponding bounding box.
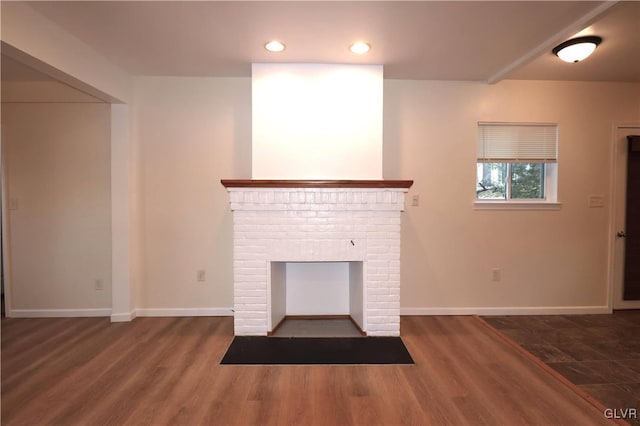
[3,1,640,83]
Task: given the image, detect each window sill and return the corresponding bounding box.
[473,201,562,211]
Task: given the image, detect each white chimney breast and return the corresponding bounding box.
[252,63,383,180]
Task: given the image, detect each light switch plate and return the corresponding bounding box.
[588,195,605,208]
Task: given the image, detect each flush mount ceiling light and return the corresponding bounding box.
[552,36,602,63]
[264,40,286,53]
[349,41,371,55]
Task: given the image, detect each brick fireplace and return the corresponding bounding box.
[222,180,412,336]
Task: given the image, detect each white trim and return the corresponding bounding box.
[608,123,640,310]
[11,308,112,318]
[135,307,234,317]
[1,124,12,317]
[473,201,562,211]
[111,311,136,322]
[111,105,134,324]
[613,300,640,310]
[608,123,621,310]
[400,306,611,316]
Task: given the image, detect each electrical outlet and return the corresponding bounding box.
[197,270,206,282]
[95,279,104,291]
[412,195,419,207]
[491,268,501,282]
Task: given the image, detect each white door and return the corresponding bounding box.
[612,124,640,309]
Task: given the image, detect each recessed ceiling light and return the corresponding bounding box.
[349,41,371,55]
[264,40,286,53]
[552,36,602,63]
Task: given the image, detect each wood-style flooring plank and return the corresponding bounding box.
[2,315,617,426]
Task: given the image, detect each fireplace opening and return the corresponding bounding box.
[269,261,365,336]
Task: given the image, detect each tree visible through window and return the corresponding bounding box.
[477,162,545,200]
[476,123,557,202]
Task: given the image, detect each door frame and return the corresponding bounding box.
[608,122,640,310]
[1,124,13,317]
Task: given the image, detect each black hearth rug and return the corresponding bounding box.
[220,336,414,365]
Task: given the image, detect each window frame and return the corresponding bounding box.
[474,122,561,211]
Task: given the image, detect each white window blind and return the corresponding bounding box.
[477,123,558,162]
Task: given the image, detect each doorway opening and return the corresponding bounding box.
[611,124,640,309]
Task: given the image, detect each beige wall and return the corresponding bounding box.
[2,102,112,311]
[133,77,250,310]
[133,76,639,313]
[4,77,638,314]
[385,80,640,311]
[1,2,131,103]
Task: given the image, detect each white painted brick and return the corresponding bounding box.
[367,330,400,337]
[274,192,290,203]
[239,318,271,327]
[235,275,268,284]
[369,323,401,331]
[366,267,389,275]
[226,186,407,336]
[368,288,389,296]
[367,260,389,269]
[235,328,268,336]
[373,310,398,319]
[234,268,266,276]
[234,311,268,319]
[366,253,400,261]
[234,303,267,312]
[234,260,266,268]
[234,283,267,291]
[235,289,269,297]
[235,295,267,304]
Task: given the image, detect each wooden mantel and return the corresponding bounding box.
[221,179,413,189]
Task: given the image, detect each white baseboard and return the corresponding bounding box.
[9,308,112,318]
[7,306,611,319]
[400,306,612,316]
[135,307,234,317]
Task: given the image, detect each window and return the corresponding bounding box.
[476,122,559,208]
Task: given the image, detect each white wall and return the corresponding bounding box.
[2,102,112,312]
[252,63,383,179]
[349,261,364,329]
[133,77,250,312]
[285,262,350,315]
[270,262,286,329]
[384,80,640,312]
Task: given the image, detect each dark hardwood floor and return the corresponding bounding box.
[2,315,618,425]
[483,310,640,426]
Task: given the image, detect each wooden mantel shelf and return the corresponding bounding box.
[221,179,413,189]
